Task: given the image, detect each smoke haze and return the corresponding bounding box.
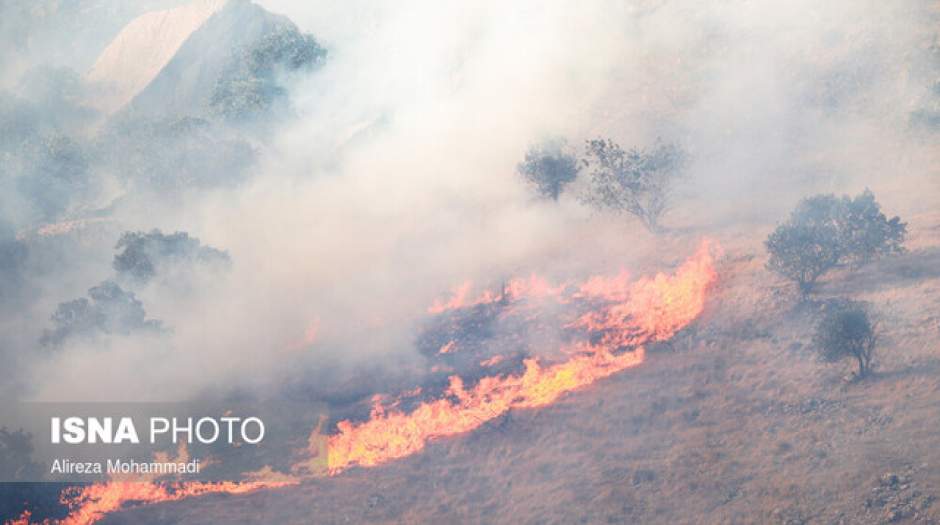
[0,0,936,402]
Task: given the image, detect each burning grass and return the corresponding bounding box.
[7,241,717,525]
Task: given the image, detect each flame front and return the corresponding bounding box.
[57,480,295,525]
[9,241,716,525]
[326,241,717,473]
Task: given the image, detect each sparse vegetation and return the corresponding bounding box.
[765,189,906,296]
[101,116,256,192]
[517,139,580,201]
[812,300,877,378]
[15,135,91,221]
[580,138,685,233]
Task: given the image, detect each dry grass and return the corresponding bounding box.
[102,210,940,525]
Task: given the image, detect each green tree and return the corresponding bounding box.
[813,300,877,378]
[211,26,327,122]
[765,189,906,296]
[581,138,684,233]
[765,222,842,297]
[517,139,579,201]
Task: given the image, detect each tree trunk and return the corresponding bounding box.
[856,353,868,378]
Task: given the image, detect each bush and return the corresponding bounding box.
[517,139,579,201]
[812,300,877,378]
[580,138,684,233]
[765,189,906,296]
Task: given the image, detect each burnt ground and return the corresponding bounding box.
[101,209,940,525]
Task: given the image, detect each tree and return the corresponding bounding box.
[517,139,579,201]
[835,190,906,265]
[113,229,230,285]
[789,190,906,266]
[766,189,907,296]
[580,138,684,232]
[765,222,843,297]
[211,25,327,122]
[813,300,877,378]
[40,280,164,347]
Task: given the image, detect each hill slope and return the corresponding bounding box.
[85,0,303,118]
[85,0,227,114]
[100,209,940,524]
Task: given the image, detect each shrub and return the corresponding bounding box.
[517,139,579,201]
[580,138,684,233]
[812,300,877,378]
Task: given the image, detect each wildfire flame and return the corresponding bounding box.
[9,241,716,525]
[427,273,570,314]
[326,241,717,473]
[56,479,295,525]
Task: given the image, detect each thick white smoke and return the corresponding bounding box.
[18,0,939,401]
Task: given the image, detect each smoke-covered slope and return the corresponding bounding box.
[121,0,301,119]
[85,0,311,119]
[100,209,940,525]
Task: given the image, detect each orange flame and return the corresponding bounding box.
[54,479,296,525]
[427,273,571,314]
[325,241,717,473]
[13,241,717,525]
[6,511,31,525]
[427,281,473,313]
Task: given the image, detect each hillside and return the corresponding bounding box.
[96,207,940,524]
[85,0,228,114]
[84,0,304,118]
[2,1,937,524]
